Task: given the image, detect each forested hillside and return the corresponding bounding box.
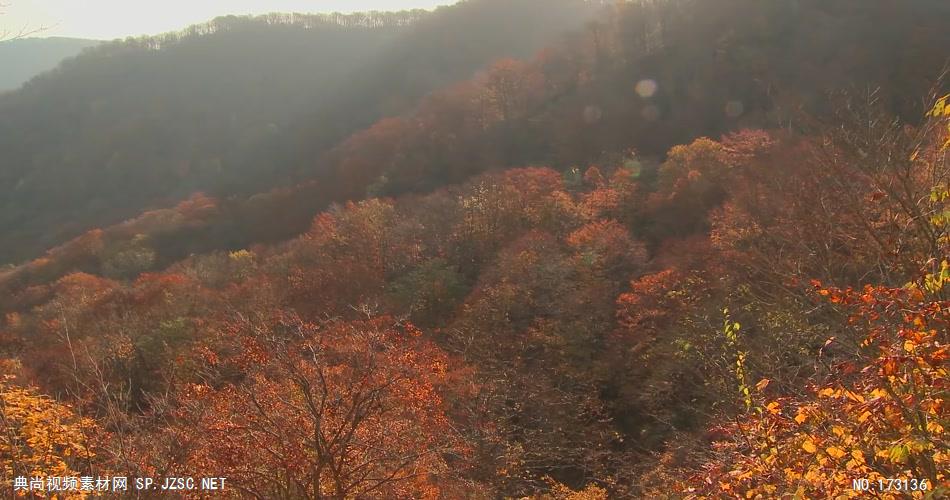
[0,0,600,265]
[0,0,948,498]
[0,37,100,92]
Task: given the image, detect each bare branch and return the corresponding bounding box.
[0,2,50,42]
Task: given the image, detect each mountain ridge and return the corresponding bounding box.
[0,0,600,265]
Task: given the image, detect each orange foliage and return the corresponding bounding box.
[567,220,646,275]
[0,375,100,495]
[171,314,461,499]
[682,282,949,498]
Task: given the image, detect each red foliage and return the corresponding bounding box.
[170,314,463,499]
[567,220,646,275]
[616,269,686,337]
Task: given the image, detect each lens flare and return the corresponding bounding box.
[725,100,744,118]
[635,79,658,98]
[583,105,603,124]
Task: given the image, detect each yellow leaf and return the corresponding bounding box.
[766,401,781,415]
[858,411,872,423]
[904,340,916,352]
[802,439,817,453]
[844,390,865,403]
[851,450,865,463]
[818,387,836,398]
[794,409,808,424]
[826,446,846,459]
[888,445,909,464]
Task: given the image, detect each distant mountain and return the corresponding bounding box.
[0,37,101,92]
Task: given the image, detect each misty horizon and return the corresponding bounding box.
[1,0,460,40]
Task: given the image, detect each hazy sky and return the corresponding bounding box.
[2,1,459,40]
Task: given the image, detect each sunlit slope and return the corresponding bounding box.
[0,0,600,266]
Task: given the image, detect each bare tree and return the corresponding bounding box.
[0,2,47,41]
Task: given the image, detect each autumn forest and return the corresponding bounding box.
[0,0,948,498]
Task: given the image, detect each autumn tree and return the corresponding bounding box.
[680,280,949,499]
[668,93,950,499]
[0,371,99,494]
[446,229,635,495]
[566,219,646,277]
[280,198,422,317]
[476,58,546,126]
[644,137,731,243]
[169,313,465,499]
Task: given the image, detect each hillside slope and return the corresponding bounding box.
[0,0,600,265]
[2,0,947,299]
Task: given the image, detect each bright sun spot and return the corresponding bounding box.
[635,79,658,98]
